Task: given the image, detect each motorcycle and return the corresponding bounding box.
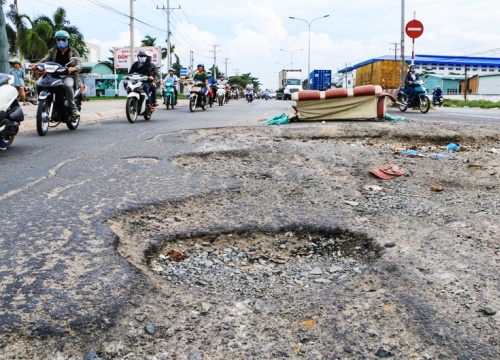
[216,85,225,106]
[17,84,35,103]
[264,91,270,101]
[163,81,177,110]
[34,57,82,136]
[245,90,253,103]
[0,74,24,149]
[396,80,430,113]
[207,85,216,108]
[433,94,444,107]
[188,81,206,112]
[124,73,153,123]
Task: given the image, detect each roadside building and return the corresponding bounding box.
[337,54,500,95]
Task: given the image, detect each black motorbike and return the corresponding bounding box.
[34,57,82,136]
[0,74,24,149]
[433,94,444,107]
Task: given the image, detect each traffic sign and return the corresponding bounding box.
[405,19,424,39]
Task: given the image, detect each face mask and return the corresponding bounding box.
[138,57,146,63]
[57,40,69,49]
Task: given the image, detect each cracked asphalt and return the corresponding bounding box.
[0,99,499,359]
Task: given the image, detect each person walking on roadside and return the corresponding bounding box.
[9,60,27,106]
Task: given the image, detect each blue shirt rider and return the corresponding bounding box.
[405,65,419,106]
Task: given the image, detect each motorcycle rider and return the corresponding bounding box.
[206,71,217,103]
[193,64,207,103]
[405,64,419,107]
[163,68,179,105]
[128,51,156,109]
[245,81,254,100]
[432,85,443,105]
[34,30,82,116]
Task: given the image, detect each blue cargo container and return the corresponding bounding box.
[309,70,332,90]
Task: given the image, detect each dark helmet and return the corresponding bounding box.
[197,63,204,69]
[137,51,147,58]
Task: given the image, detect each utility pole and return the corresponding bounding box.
[209,44,221,78]
[464,67,468,101]
[189,50,194,76]
[223,57,230,78]
[130,0,134,70]
[157,0,180,70]
[234,68,239,76]
[390,42,399,61]
[400,0,406,87]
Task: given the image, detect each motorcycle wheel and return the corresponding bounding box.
[144,109,152,121]
[397,96,408,112]
[218,97,223,106]
[208,96,214,108]
[125,97,139,123]
[166,96,171,110]
[419,96,430,114]
[5,136,15,148]
[201,100,206,111]
[189,95,196,112]
[66,114,80,130]
[36,99,50,136]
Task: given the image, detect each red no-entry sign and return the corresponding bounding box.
[405,19,424,39]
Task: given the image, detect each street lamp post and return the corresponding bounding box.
[289,14,330,79]
[279,48,303,69]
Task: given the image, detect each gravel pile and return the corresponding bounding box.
[149,231,382,298]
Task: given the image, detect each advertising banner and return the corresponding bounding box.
[114,46,162,70]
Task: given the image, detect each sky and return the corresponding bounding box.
[6,0,500,90]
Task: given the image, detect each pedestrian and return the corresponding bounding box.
[9,59,27,106]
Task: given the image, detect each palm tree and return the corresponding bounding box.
[34,7,87,57]
[6,10,51,62]
[141,35,175,62]
[141,35,157,47]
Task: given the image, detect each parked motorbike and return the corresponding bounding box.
[0,74,24,149]
[245,90,253,103]
[396,80,430,113]
[189,81,206,112]
[17,85,34,103]
[34,58,82,136]
[123,73,153,123]
[216,85,225,106]
[163,81,177,110]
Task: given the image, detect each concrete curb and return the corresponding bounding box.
[19,98,189,134]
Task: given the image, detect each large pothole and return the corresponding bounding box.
[146,229,382,298]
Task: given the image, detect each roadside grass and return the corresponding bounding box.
[443,99,500,109]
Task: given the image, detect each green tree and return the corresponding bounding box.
[141,34,175,62]
[34,7,87,57]
[6,10,52,61]
[229,72,261,91]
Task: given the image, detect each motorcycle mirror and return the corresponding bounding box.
[66,57,78,66]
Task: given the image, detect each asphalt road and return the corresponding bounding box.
[0,97,294,348]
[1,97,498,356]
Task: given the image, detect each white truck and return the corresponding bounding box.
[278,69,302,100]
